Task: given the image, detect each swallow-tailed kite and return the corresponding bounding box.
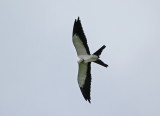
[72,17,108,103]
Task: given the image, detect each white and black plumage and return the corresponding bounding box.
[72,17,108,103]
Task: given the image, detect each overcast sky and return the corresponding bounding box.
[0,0,160,116]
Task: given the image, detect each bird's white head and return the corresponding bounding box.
[77,57,84,64]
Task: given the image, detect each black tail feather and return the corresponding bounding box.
[94,59,108,68]
[93,45,106,57]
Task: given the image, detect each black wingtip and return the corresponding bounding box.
[85,97,91,103]
[88,100,91,103]
[80,87,91,103]
[73,17,82,36]
[75,17,80,22]
[72,17,90,54]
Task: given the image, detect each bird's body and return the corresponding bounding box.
[72,17,108,103]
[77,55,98,63]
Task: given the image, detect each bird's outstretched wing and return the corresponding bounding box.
[72,17,90,55]
[78,62,91,103]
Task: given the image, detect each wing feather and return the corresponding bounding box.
[72,17,90,55]
[78,62,91,103]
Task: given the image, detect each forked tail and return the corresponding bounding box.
[93,45,106,57]
[93,45,108,68]
[94,59,108,67]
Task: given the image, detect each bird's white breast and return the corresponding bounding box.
[78,55,98,63]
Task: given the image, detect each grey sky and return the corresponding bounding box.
[0,0,160,116]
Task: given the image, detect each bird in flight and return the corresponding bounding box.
[72,17,108,103]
